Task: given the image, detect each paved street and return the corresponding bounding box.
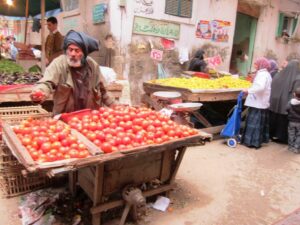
[1,139,300,225]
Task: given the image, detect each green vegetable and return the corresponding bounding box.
[0,59,24,73]
[28,65,41,73]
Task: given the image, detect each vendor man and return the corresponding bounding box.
[30,30,115,115]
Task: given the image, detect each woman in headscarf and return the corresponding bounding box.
[30,30,115,115]
[242,57,272,149]
[268,59,279,78]
[188,49,207,72]
[269,60,300,143]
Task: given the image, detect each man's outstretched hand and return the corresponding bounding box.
[30,90,46,103]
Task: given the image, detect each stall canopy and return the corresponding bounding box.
[0,0,61,17]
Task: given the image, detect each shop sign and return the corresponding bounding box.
[93,4,106,24]
[133,16,180,39]
[150,49,163,61]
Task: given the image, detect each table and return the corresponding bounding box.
[143,82,245,133]
[0,83,123,103]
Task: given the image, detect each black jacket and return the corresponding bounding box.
[287,98,300,122]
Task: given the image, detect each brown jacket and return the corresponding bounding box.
[33,55,115,115]
[45,31,64,63]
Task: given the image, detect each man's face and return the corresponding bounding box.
[66,44,84,67]
[47,22,56,32]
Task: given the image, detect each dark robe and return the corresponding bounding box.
[269,60,300,143]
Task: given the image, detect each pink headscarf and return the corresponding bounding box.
[255,57,270,71]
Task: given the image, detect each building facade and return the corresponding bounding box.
[23,0,300,103]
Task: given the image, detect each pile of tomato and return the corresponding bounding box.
[13,118,90,163]
[66,106,199,153]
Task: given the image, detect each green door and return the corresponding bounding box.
[231,13,257,76]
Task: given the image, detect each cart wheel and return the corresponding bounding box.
[227,138,237,148]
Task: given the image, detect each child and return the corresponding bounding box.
[242,57,272,149]
[286,86,300,153]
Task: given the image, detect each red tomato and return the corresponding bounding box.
[146,125,156,133]
[30,151,39,160]
[86,132,97,141]
[101,142,113,153]
[141,120,150,129]
[21,137,32,146]
[51,141,62,150]
[46,153,57,162]
[69,149,79,158]
[41,142,52,153]
[96,131,105,141]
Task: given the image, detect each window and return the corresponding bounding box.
[61,0,79,12]
[165,0,193,18]
[276,12,298,38]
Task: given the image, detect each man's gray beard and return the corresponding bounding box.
[67,57,82,67]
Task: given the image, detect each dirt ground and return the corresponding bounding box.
[1,139,300,225]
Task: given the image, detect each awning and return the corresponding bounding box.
[0,0,61,17]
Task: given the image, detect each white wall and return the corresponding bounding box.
[253,0,300,68]
[109,0,239,74]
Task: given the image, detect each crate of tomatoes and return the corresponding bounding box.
[2,117,102,171]
[61,106,208,154]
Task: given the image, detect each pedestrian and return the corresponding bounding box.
[269,60,300,143]
[242,57,272,149]
[286,87,300,153]
[188,49,207,72]
[30,30,115,115]
[45,16,64,65]
[268,59,279,78]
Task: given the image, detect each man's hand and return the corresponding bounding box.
[30,90,46,103]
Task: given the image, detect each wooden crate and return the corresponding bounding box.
[0,106,52,197]
[0,105,50,123]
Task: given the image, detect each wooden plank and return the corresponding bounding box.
[237,2,260,18]
[169,147,186,183]
[71,129,103,155]
[78,167,95,200]
[143,82,241,102]
[92,164,104,225]
[68,171,78,196]
[91,184,175,214]
[93,164,104,206]
[192,111,212,128]
[103,153,162,195]
[160,150,175,182]
[200,124,224,135]
[2,122,36,170]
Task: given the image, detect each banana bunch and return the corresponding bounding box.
[150,76,251,89]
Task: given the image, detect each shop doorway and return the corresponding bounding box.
[230,12,257,76]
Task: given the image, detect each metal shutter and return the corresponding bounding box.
[180,0,192,18]
[165,0,180,16]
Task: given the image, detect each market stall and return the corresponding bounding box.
[0,105,211,224]
[142,76,251,132]
[0,83,123,104]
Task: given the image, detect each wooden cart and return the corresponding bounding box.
[143,82,245,133]
[3,118,211,225]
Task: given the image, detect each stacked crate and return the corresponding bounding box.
[0,106,51,197]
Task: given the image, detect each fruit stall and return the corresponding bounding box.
[0,105,211,225]
[0,59,123,104]
[142,76,251,132]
